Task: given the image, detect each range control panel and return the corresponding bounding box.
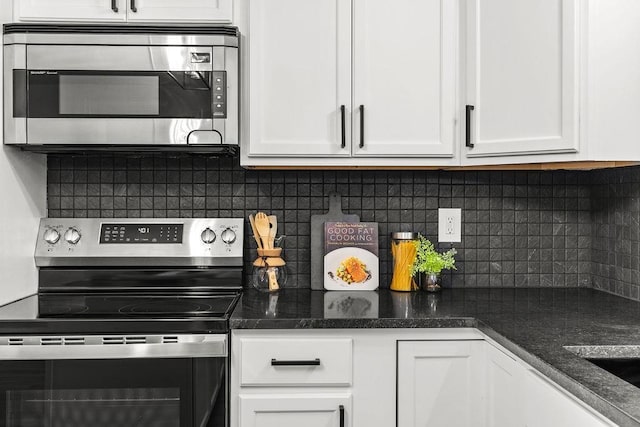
[100,224,184,244]
[35,218,243,268]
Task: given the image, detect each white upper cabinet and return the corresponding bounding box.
[125,0,232,23]
[14,0,232,23]
[352,0,458,158]
[586,0,640,161]
[243,0,460,165]
[247,0,352,157]
[16,0,127,22]
[464,0,580,158]
[238,0,640,168]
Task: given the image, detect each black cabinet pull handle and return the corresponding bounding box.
[340,105,346,149]
[130,0,137,12]
[111,0,118,12]
[271,358,321,366]
[339,405,345,427]
[359,105,365,148]
[466,105,475,148]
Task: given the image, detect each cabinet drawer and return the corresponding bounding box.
[239,338,353,386]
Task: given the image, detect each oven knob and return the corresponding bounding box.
[221,228,237,244]
[201,228,217,244]
[64,228,81,245]
[43,228,60,245]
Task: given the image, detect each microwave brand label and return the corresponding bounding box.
[191,52,211,63]
[30,71,58,75]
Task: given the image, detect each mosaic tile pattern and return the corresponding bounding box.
[591,166,640,301]
[47,155,593,289]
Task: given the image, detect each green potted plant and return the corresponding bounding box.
[411,235,457,292]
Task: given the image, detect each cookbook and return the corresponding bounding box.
[324,222,379,291]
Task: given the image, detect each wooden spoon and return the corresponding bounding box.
[254,212,272,249]
[248,214,262,249]
[268,215,278,249]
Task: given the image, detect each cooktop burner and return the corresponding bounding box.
[38,293,240,319]
[119,299,216,316]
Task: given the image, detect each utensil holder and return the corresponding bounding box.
[252,248,287,292]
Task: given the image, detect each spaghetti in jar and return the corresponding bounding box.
[390,232,419,292]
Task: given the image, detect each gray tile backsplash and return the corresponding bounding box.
[591,166,640,301]
[47,155,594,290]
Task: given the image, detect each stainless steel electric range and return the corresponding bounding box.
[0,218,243,427]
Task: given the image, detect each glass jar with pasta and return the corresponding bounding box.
[390,232,419,292]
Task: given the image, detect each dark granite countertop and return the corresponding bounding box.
[231,288,640,427]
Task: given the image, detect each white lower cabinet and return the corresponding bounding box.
[231,330,616,427]
[232,329,484,427]
[397,340,485,427]
[486,341,616,427]
[486,342,522,427]
[523,368,613,427]
[239,394,351,427]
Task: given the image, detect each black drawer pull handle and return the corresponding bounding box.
[340,105,346,149]
[130,0,137,12]
[111,0,118,12]
[359,105,365,149]
[466,105,475,148]
[339,405,345,427]
[271,358,321,366]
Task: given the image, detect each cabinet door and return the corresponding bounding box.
[16,0,126,22]
[125,0,232,23]
[486,343,524,427]
[352,0,458,158]
[247,0,352,157]
[239,394,351,427]
[523,369,614,427]
[465,0,579,157]
[397,340,485,427]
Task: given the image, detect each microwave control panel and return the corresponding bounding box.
[212,71,227,118]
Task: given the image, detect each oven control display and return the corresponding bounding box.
[100,224,184,244]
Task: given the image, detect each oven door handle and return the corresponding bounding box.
[0,334,227,360]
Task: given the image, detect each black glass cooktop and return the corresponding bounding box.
[37,293,241,320]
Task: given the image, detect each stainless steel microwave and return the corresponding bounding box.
[3,24,239,154]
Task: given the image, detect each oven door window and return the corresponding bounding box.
[0,358,225,427]
[17,70,213,119]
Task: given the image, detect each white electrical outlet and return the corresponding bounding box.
[438,208,461,243]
